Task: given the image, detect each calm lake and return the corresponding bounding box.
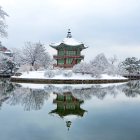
[0,79,140,140]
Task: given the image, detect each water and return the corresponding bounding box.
[0,79,140,140]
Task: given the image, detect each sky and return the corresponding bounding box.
[0,0,140,62]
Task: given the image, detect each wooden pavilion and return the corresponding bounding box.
[50,29,87,68]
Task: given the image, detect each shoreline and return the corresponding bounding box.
[11,77,129,84]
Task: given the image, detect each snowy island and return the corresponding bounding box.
[11,70,128,84]
[11,30,129,84]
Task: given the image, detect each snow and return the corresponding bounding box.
[19,83,126,90]
[101,74,125,79]
[50,42,61,47]
[12,70,127,80]
[4,51,12,54]
[51,37,83,46]
[50,113,82,121]
[62,38,83,46]
[18,83,46,89]
[63,115,82,121]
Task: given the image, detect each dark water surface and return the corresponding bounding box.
[0,79,140,140]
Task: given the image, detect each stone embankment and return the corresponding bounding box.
[11,77,129,84]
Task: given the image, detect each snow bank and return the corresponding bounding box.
[19,83,126,90]
[12,70,127,80]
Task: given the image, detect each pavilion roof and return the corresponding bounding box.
[49,29,87,49]
[50,108,86,117]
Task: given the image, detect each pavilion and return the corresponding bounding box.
[50,29,87,68]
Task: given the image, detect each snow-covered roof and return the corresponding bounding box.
[50,37,83,47]
[4,50,12,54]
[0,42,12,54]
[50,29,87,49]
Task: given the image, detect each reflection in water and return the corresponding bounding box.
[0,79,50,111]
[0,79,140,111]
[49,92,86,130]
[8,88,50,111]
[0,79,140,139]
[0,79,16,108]
[123,80,140,97]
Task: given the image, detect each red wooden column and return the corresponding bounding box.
[64,48,66,66]
[75,49,77,64]
[57,49,58,66]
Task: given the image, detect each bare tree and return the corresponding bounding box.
[108,55,118,65]
[0,6,8,37]
[21,42,51,70]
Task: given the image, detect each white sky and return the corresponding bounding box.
[0,0,140,62]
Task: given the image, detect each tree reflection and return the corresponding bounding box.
[0,79,140,111]
[0,78,15,94]
[0,78,16,108]
[44,84,121,101]
[8,88,50,111]
[22,89,49,111]
[0,79,50,111]
[122,80,140,97]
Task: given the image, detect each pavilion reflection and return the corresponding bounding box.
[0,79,140,112]
[49,91,87,130]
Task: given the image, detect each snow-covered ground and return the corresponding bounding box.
[12,70,127,80]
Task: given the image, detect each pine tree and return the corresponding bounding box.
[122,57,140,75]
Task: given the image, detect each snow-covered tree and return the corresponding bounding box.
[11,48,22,66]
[21,42,51,70]
[44,70,55,78]
[116,62,127,75]
[0,52,18,74]
[108,55,118,65]
[121,57,140,74]
[104,64,117,76]
[73,62,91,74]
[90,53,110,74]
[40,51,52,70]
[73,53,118,77]
[0,6,8,37]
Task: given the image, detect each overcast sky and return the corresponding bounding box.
[0,0,140,62]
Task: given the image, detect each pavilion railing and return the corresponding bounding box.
[53,55,84,59]
[53,64,74,68]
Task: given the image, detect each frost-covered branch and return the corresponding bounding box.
[73,53,118,77]
[0,6,8,37]
[20,41,52,70]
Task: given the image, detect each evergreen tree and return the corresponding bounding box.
[121,57,140,74]
[0,53,18,74]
